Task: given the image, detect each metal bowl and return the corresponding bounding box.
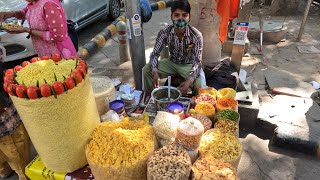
[151,86,181,111]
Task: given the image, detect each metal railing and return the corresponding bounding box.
[77,0,174,59]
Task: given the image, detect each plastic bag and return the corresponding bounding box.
[140,0,152,23]
[191,114,213,132]
[199,129,242,169]
[147,144,192,180]
[176,117,204,150]
[100,110,121,122]
[153,111,180,140]
[204,58,239,90]
[199,68,207,88]
[192,156,238,180]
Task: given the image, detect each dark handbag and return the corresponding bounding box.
[0,62,10,108]
[204,57,239,90]
[67,20,79,51]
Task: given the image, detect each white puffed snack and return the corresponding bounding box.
[153,111,180,140]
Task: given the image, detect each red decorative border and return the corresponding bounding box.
[2,54,87,99]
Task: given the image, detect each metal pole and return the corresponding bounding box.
[160,22,169,59]
[117,21,130,63]
[125,0,146,90]
[297,0,313,41]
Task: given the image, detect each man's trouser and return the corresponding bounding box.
[142,59,201,93]
[0,124,30,180]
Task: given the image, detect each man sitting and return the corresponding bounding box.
[142,0,203,95]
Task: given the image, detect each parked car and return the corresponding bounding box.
[0,0,121,63]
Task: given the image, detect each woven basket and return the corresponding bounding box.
[90,76,116,116]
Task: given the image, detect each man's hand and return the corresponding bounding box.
[179,79,193,95]
[152,71,160,88]
[5,26,28,34]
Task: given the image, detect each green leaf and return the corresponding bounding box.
[81,71,85,79]
[36,80,39,88]
[54,73,58,81]
[63,83,68,93]
[44,79,47,84]
[13,78,19,85]
[23,91,29,99]
[73,74,78,86]
[75,58,78,68]
[50,86,57,99]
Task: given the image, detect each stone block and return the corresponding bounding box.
[238,85,260,128]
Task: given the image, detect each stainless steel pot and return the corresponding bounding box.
[151,86,181,111]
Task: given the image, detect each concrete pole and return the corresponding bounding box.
[125,0,146,90]
[116,21,130,63]
[297,0,313,41]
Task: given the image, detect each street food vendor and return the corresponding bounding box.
[142,0,203,95]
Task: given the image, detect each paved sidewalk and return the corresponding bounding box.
[86,7,172,84]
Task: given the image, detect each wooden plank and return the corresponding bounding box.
[231,0,254,73]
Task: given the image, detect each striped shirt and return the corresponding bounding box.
[150,24,203,81]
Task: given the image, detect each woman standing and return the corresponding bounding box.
[0,0,76,58]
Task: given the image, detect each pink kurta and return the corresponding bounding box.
[17,0,76,58]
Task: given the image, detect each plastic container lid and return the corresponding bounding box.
[109,100,125,112]
[168,102,184,113]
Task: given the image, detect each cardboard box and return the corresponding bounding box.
[26,156,94,180]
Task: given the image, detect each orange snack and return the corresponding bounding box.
[216,98,238,112]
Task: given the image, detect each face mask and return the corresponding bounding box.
[173,19,189,29]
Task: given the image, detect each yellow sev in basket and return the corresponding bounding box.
[10,58,100,173]
[15,60,77,86]
[86,121,156,180]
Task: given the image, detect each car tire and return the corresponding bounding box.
[109,0,121,20]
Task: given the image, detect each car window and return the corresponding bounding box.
[0,0,27,12]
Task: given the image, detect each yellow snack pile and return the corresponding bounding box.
[215,119,239,136]
[195,103,215,119]
[86,120,155,180]
[15,59,77,86]
[2,22,21,31]
[199,129,242,162]
[192,156,237,180]
[217,88,236,100]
